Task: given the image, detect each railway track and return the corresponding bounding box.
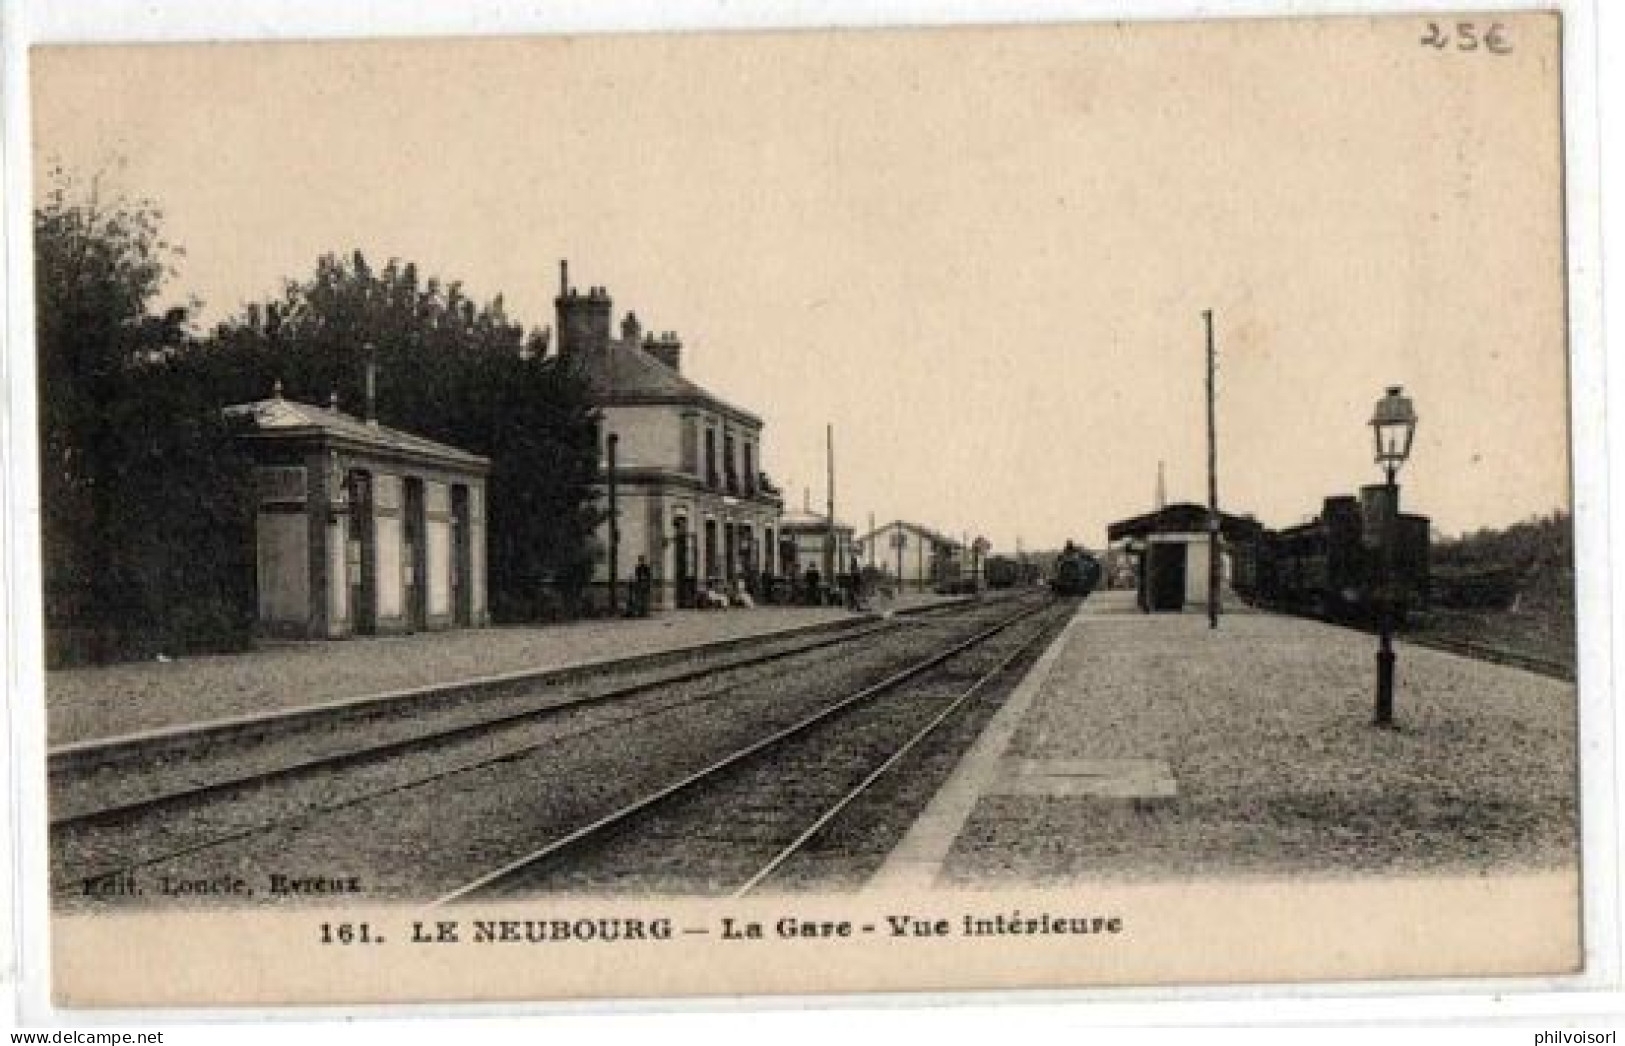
[54,594,1049,904]
[436,597,1067,902]
[1403,633,1574,681]
[53,597,994,771]
[52,599,984,827]
[1244,601,1574,682]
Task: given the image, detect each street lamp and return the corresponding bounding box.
[739,528,755,597]
[606,432,620,616]
[1369,385,1418,727]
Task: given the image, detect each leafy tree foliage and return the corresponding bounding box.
[201,251,603,620]
[37,167,603,664]
[35,167,255,663]
[1433,510,1574,612]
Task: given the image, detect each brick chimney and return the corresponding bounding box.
[644,330,683,371]
[554,260,613,359]
[621,311,642,346]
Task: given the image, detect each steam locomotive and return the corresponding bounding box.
[1230,489,1429,621]
[1050,542,1103,598]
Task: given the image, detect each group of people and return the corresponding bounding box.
[798,565,868,611]
[623,557,869,616]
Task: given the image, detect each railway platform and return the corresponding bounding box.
[45,592,968,748]
[871,589,1578,888]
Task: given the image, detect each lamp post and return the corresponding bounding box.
[1369,385,1418,727]
[606,432,620,616]
[689,529,701,608]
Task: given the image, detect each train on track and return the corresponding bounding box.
[1230,490,1429,622]
[1049,542,1102,597]
[983,555,1041,589]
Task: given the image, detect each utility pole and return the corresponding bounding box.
[824,424,836,590]
[363,342,379,426]
[1205,309,1220,630]
[607,432,620,616]
[894,522,904,590]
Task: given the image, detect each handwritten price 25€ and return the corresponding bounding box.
[1420,21,1514,55]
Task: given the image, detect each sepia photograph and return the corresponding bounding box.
[8,5,1599,1012]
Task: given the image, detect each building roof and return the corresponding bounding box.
[779,507,854,534]
[226,395,490,471]
[576,339,762,426]
[855,520,964,550]
[1106,502,1263,543]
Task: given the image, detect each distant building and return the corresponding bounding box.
[855,520,965,592]
[1100,545,1137,590]
[228,387,490,638]
[558,264,784,609]
[779,502,857,584]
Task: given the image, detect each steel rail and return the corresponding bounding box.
[433,598,1057,906]
[50,594,989,775]
[60,597,1034,892]
[730,607,1061,897]
[1402,633,1573,681]
[56,618,920,828]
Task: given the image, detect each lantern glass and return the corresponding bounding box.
[1369,385,1418,472]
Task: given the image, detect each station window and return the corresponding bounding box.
[681,414,699,473]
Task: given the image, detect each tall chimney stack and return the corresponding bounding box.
[554,262,612,360]
[644,330,683,371]
[364,342,378,426]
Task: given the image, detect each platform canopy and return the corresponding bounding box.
[1106,502,1264,544]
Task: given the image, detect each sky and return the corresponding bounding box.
[30,14,1570,551]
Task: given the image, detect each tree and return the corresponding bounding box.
[202,251,602,619]
[35,166,255,663]
[1432,510,1574,613]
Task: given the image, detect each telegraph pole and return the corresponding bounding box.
[824,424,836,590]
[1205,309,1220,629]
[895,522,904,590]
[607,432,620,616]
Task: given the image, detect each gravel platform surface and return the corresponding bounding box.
[44,605,942,747]
[941,591,1578,883]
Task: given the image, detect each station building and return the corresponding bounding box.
[558,265,784,609]
[1105,502,1262,612]
[855,520,966,592]
[227,387,490,638]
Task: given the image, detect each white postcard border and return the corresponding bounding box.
[2,0,1616,1028]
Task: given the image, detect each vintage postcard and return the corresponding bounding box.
[15,9,1591,1010]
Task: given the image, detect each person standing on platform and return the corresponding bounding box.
[632,555,653,618]
[845,556,865,611]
